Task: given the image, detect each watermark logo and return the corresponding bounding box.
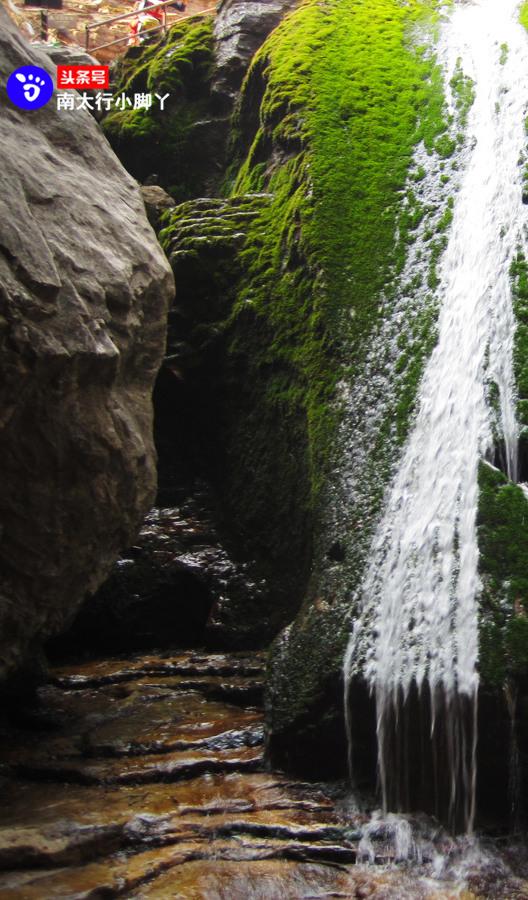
[56,91,170,112]
[57,66,109,90]
[7,66,53,110]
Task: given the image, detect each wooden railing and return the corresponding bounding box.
[85,0,216,54]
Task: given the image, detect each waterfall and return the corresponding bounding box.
[344,0,528,834]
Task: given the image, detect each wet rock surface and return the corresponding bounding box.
[0,649,526,898]
[153,191,313,646]
[49,494,269,656]
[0,649,351,897]
[0,11,174,683]
[213,0,300,106]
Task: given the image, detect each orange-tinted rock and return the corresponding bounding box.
[0,651,526,899]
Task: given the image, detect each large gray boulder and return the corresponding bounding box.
[0,10,174,680]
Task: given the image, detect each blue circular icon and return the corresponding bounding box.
[7,65,53,111]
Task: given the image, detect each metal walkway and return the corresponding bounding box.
[86,0,217,54]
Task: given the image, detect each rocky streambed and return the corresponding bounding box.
[0,650,527,898]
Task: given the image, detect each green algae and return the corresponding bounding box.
[476,247,528,691]
[99,0,528,770]
[158,191,314,629]
[134,0,528,787]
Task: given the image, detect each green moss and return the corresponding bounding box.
[478,463,528,686]
[158,191,315,625]
[412,165,427,182]
[228,0,449,504]
[427,236,447,288]
[481,240,528,688]
[520,1,528,32]
[437,197,454,232]
[102,16,215,199]
[510,250,528,425]
[159,194,269,294]
[435,133,457,158]
[499,43,509,65]
[157,0,457,658]
[449,58,475,127]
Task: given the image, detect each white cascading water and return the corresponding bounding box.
[344,0,528,833]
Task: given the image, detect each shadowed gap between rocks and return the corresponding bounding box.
[47,571,214,660]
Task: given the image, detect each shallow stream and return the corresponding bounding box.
[0,649,527,898]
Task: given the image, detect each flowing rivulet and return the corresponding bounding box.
[344,0,528,833]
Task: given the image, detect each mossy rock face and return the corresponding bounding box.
[115,0,528,786]
[159,0,463,757]
[229,0,457,769]
[476,463,528,820]
[511,250,528,430]
[102,16,221,200]
[477,462,528,688]
[158,192,314,639]
[244,0,528,784]
[521,2,528,32]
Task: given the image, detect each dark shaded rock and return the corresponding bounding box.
[103,0,300,199]
[155,195,313,644]
[0,11,174,681]
[48,492,270,655]
[327,542,345,563]
[141,184,176,231]
[0,645,49,718]
[102,17,221,200]
[102,0,337,785]
[158,194,270,391]
[266,624,351,781]
[212,0,300,109]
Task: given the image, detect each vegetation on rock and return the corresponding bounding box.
[520,1,528,32]
[103,16,215,199]
[102,0,528,789]
[511,249,528,428]
[475,220,528,692]
[231,0,451,483]
[135,0,455,650]
[478,462,528,687]
[223,0,458,760]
